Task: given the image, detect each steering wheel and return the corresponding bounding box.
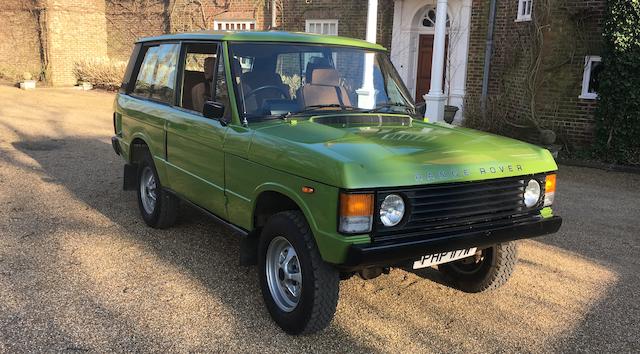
[244,85,289,100]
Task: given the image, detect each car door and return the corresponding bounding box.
[119,42,181,185]
[164,42,228,218]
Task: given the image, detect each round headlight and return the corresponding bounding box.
[524,179,541,208]
[380,194,405,227]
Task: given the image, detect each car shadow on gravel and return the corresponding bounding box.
[7,135,639,352]
[8,136,380,352]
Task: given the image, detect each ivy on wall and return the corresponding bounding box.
[594,0,640,165]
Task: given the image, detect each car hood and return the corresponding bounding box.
[248,115,557,189]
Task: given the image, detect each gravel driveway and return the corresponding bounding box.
[0,86,638,353]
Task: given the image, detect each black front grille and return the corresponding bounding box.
[373,175,545,242]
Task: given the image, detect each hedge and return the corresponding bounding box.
[594,0,640,165]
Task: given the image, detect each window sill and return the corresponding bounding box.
[578,94,598,100]
[514,17,532,22]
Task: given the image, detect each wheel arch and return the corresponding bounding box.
[251,183,320,234]
[129,136,150,164]
[253,190,302,230]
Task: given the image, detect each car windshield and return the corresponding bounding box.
[227,43,415,120]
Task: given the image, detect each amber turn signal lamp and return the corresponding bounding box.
[545,174,556,193]
[302,186,315,194]
[340,193,373,217]
[544,174,556,207]
[339,193,374,234]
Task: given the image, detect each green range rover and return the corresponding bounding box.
[111,31,562,334]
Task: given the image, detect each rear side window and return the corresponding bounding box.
[132,43,180,104]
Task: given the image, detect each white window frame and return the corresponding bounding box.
[516,0,533,22]
[580,55,602,100]
[213,20,256,31]
[305,20,339,36]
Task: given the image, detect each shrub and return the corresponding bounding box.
[73,58,127,90]
[594,0,640,165]
[461,96,508,136]
[0,66,39,83]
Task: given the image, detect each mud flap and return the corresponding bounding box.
[123,163,138,191]
[239,230,260,266]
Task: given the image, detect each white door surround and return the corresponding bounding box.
[390,0,472,123]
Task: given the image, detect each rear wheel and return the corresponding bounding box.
[136,151,178,229]
[438,241,518,293]
[258,211,339,335]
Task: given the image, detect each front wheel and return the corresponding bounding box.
[438,241,518,293]
[258,211,339,335]
[136,151,178,229]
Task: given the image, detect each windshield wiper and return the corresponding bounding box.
[277,104,362,120]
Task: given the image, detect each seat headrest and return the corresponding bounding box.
[204,57,215,80]
[305,57,332,82]
[311,68,340,86]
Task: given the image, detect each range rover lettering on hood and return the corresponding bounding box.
[417,164,524,182]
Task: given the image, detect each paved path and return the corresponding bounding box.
[0,86,638,352]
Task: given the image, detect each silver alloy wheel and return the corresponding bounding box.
[140,166,157,215]
[266,236,302,312]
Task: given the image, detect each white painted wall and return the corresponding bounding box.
[390,0,472,123]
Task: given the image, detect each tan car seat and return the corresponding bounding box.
[298,68,351,108]
[191,57,216,113]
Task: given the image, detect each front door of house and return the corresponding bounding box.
[415,34,447,103]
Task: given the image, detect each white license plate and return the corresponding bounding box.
[412,248,477,269]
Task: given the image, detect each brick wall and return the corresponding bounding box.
[172,0,269,32]
[465,0,605,147]
[106,0,269,61]
[278,0,395,51]
[46,0,109,86]
[106,0,167,61]
[2,0,395,85]
[0,0,43,80]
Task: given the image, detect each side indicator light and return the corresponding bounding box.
[302,186,315,194]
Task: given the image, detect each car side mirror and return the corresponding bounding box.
[203,101,226,124]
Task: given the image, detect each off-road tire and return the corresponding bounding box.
[136,151,178,229]
[258,211,339,335]
[438,241,518,293]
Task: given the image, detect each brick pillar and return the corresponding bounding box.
[46,0,107,86]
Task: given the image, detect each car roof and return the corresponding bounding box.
[136,31,387,51]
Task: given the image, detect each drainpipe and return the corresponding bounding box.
[480,0,497,116]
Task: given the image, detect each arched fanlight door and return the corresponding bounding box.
[421,6,451,28]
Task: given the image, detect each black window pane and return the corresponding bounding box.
[588,61,603,94]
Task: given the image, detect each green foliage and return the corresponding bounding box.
[594,0,640,165]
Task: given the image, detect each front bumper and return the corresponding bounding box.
[342,216,562,269]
